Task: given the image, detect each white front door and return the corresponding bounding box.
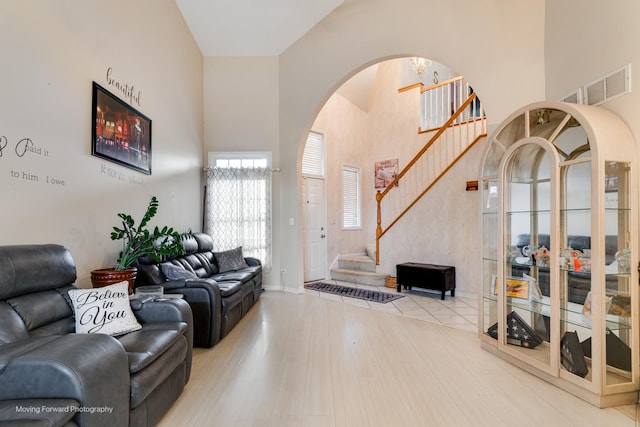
[303,176,327,282]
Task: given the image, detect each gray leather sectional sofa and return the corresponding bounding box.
[137,232,263,348]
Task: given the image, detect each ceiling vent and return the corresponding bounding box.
[584,64,631,106]
[561,89,582,104]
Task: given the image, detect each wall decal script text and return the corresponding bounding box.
[106,67,142,107]
[1,135,65,186]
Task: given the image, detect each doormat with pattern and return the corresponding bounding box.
[305,282,404,304]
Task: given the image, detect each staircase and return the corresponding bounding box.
[330,246,387,286]
[375,77,487,264]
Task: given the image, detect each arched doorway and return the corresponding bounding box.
[300,57,486,289]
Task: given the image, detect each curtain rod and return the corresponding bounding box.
[203,166,281,172]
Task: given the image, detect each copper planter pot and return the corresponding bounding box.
[90,267,137,294]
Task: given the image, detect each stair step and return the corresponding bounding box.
[338,255,377,272]
[366,244,376,261]
[330,268,387,287]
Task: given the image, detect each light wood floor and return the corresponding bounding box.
[159,291,639,427]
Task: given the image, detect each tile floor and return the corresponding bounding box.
[304,280,478,334]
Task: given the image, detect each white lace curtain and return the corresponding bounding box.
[204,167,272,271]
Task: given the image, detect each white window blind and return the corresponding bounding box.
[342,165,361,229]
[302,131,324,177]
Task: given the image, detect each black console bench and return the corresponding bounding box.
[396,262,456,300]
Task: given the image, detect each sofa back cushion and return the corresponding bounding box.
[161,263,198,280]
[0,245,78,344]
[2,285,76,342]
[193,233,214,252]
[0,302,29,344]
[137,233,231,284]
[0,244,76,299]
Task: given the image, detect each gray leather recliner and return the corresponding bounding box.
[0,244,193,427]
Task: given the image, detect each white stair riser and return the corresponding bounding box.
[330,268,387,287]
[338,257,376,272]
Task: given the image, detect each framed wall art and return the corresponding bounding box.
[374,158,399,189]
[92,82,152,175]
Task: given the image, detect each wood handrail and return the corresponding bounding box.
[375,91,485,264]
[378,92,477,200]
[419,116,486,134]
[397,82,424,93]
[378,133,485,241]
[420,76,464,93]
[397,76,464,94]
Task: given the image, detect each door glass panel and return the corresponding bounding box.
[503,143,551,364]
[482,178,499,335]
[560,160,592,381]
[604,161,632,386]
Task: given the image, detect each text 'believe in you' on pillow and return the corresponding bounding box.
[68,281,142,335]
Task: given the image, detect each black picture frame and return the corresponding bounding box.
[91,82,152,175]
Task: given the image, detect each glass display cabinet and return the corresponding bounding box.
[479,101,639,407]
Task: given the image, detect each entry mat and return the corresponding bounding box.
[304,282,404,304]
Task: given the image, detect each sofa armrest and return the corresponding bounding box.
[245,257,261,267]
[0,334,129,427]
[162,279,222,348]
[130,296,192,326]
[130,298,193,379]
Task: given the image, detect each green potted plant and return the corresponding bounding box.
[90,196,184,293]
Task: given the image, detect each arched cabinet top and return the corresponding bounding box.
[482,101,636,178]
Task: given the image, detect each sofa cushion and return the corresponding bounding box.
[212,270,255,284]
[128,332,188,408]
[68,281,142,336]
[214,247,248,273]
[215,280,244,297]
[161,263,198,281]
[117,321,187,374]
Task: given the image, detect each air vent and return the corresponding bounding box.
[585,80,606,105]
[605,67,627,97]
[584,64,631,105]
[561,89,581,104]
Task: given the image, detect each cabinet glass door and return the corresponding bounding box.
[482,143,502,339]
[603,161,633,387]
[482,178,498,336]
[503,143,551,367]
[560,159,592,382]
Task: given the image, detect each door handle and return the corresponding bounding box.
[320,234,326,238]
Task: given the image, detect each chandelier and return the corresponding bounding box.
[410,57,430,79]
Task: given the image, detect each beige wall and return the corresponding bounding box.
[202,56,281,287]
[545,0,640,140]
[311,91,370,270]
[276,0,546,292]
[0,0,203,287]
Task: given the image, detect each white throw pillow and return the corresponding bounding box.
[68,281,142,335]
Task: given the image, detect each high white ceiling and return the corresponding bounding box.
[175,0,345,56]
